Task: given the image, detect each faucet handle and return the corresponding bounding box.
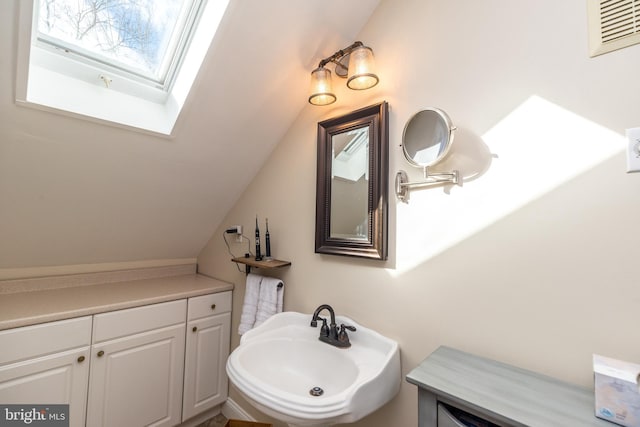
[337,324,356,346]
[341,324,356,332]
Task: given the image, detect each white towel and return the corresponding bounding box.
[238,273,262,335]
[254,277,284,328]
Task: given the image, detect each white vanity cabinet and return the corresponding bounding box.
[0,316,93,427]
[0,276,233,427]
[182,292,232,421]
[86,300,187,427]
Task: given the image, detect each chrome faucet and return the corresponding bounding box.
[310,304,356,348]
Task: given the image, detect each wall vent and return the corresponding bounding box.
[588,0,640,56]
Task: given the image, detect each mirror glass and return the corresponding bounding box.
[315,102,388,260]
[330,127,369,240]
[402,108,454,167]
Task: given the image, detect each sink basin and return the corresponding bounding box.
[226,312,400,427]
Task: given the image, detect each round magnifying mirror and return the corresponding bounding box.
[402,108,455,168]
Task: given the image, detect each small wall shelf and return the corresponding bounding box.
[231,256,291,275]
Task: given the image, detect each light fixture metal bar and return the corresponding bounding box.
[317,41,364,69]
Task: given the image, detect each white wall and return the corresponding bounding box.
[197,0,640,425]
[0,0,379,273]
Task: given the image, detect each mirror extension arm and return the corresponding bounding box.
[395,168,460,203]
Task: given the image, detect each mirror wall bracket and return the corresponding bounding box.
[395,169,460,202]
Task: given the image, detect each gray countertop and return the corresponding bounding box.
[406,346,612,427]
[0,274,233,330]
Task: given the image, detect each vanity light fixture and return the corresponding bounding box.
[308,41,379,106]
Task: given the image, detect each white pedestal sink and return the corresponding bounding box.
[226,311,400,426]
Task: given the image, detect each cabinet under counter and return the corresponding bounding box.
[0,289,233,427]
[0,270,234,426]
[407,346,612,427]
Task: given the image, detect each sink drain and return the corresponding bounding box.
[309,386,324,397]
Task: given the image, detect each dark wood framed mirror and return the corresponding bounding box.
[315,101,388,260]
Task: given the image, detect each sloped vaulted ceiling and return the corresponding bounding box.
[0,0,381,271]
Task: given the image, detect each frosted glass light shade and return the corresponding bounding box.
[347,46,379,90]
[308,67,337,106]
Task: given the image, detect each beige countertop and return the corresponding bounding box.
[0,274,234,331]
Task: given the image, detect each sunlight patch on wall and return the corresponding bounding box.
[392,95,625,276]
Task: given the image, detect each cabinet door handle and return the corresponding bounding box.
[211,304,216,310]
[192,326,198,332]
[97,350,104,357]
[77,355,85,363]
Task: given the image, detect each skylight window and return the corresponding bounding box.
[35,0,199,90]
[16,0,229,135]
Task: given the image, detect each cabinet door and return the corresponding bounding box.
[182,312,231,421]
[0,347,90,427]
[86,324,185,427]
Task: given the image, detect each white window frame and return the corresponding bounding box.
[16,0,229,136]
